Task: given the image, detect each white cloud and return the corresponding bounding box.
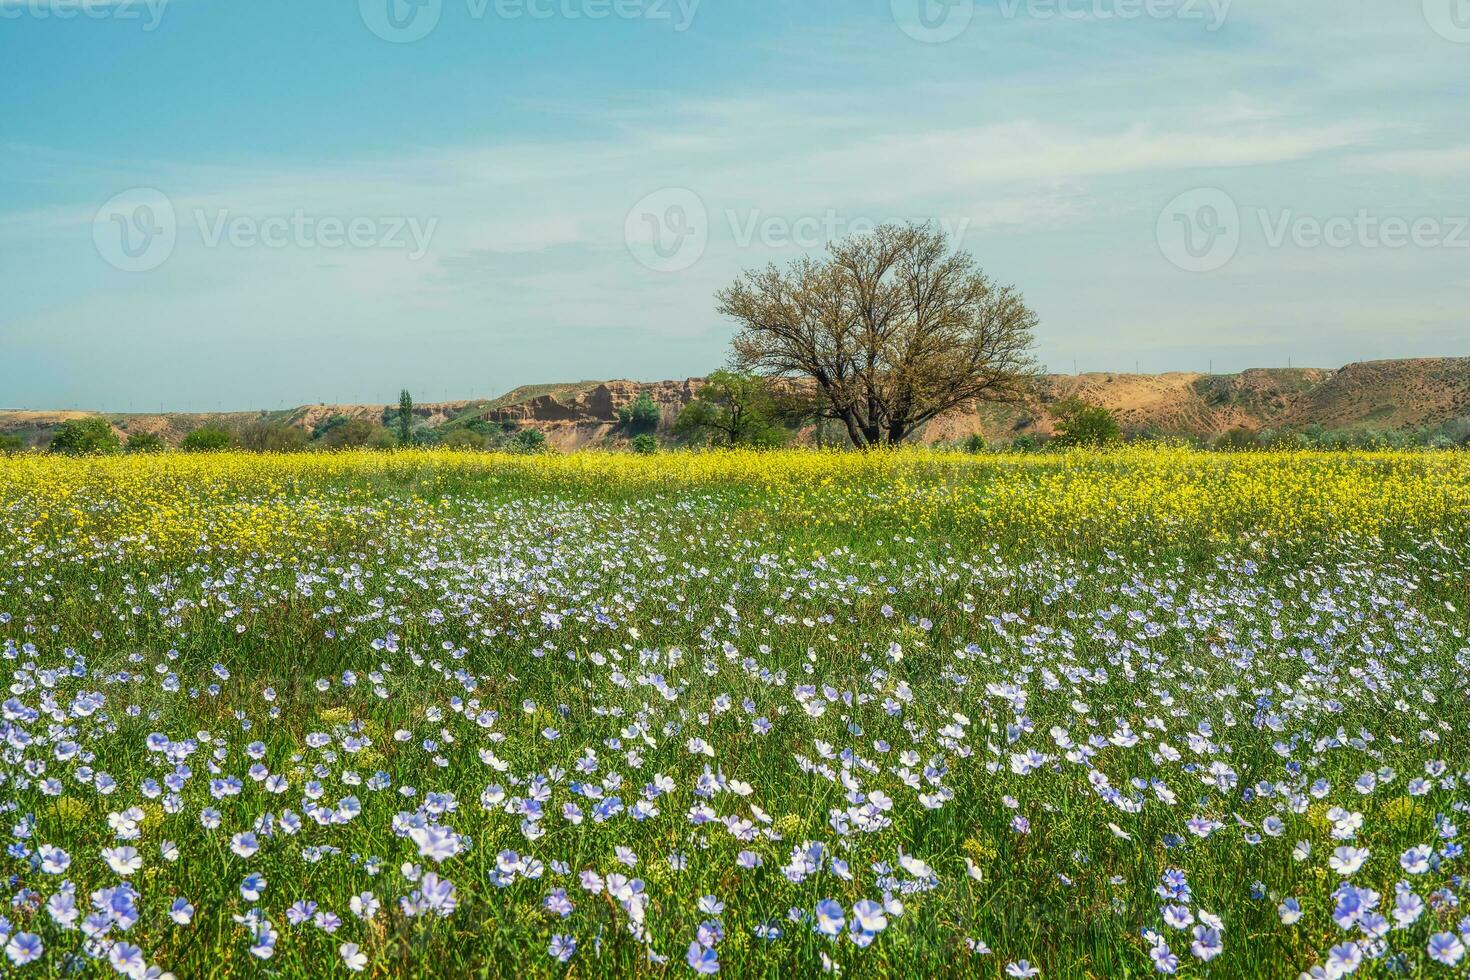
[1351,147,1470,177]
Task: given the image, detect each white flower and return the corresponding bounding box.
[897,851,933,878]
[340,943,368,972]
[350,892,380,921]
[1328,846,1368,876]
[103,845,143,875]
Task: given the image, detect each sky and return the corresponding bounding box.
[1,0,1467,411]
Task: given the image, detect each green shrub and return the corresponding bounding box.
[0,433,26,454]
[314,418,379,449]
[511,429,548,454]
[180,426,232,452]
[1215,427,1260,452]
[964,433,987,454]
[124,432,166,454]
[631,434,658,455]
[366,427,399,450]
[1049,398,1122,447]
[440,429,486,450]
[618,393,661,434]
[49,417,121,456]
[236,421,307,452]
[1009,434,1041,453]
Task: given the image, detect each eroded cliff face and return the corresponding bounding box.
[472,380,704,450]
[486,380,703,425]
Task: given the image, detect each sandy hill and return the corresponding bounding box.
[2,358,1467,451]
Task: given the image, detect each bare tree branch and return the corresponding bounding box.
[717,223,1042,447]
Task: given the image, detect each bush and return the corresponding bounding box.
[180,426,233,452]
[964,433,987,454]
[1008,434,1041,453]
[124,432,166,454]
[50,417,121,456]
[440,429,486,450]
[618,393,661,434]
[0,433,26,454]
[366,427,399,450]
[631,434,658,455]
[511,429,548,454]
[314,418,379,449]
[236,421,308,453]
[1049,398,1122,447]
[458,419,495,437]
[1214,427,1260,452]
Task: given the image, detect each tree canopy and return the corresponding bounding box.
[673,371,789,447]
[718,223,1041,448]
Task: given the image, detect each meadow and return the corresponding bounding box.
[0,447,1467,978]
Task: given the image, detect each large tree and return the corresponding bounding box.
[718,223,1041,448]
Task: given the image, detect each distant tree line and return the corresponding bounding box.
[7,396,1469,458]
[8,382,1469,459]
[23,391,555,457]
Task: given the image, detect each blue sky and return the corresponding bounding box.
[1,0,1467,411]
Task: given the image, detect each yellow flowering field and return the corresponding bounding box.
[3,447,1467,560]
